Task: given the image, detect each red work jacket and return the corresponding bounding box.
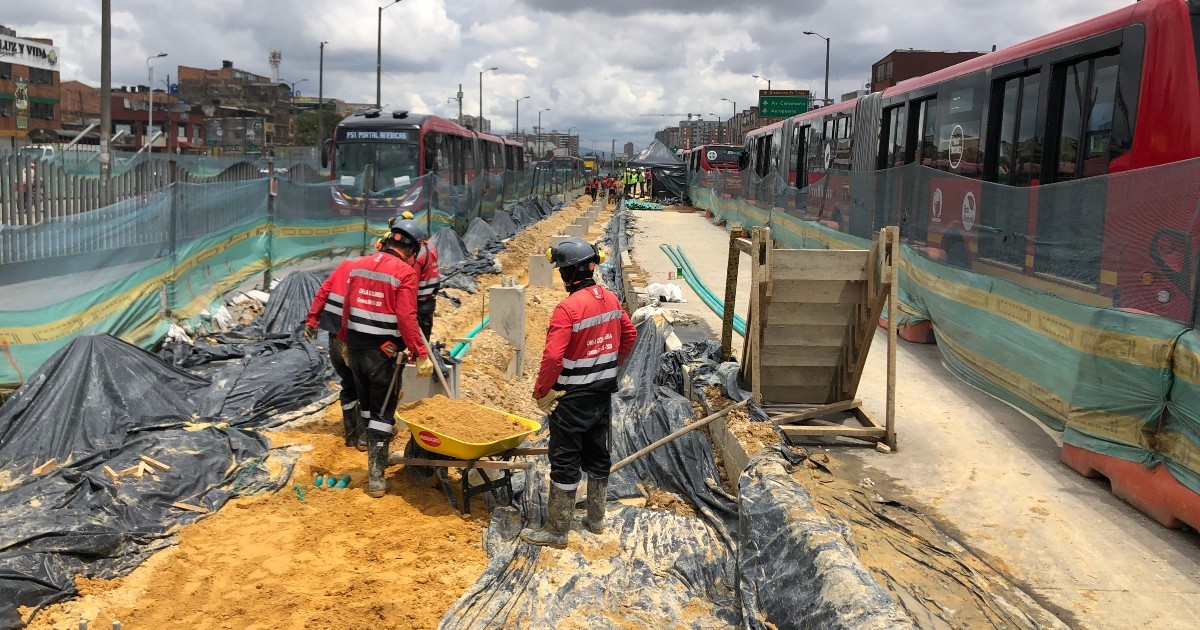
[535,283,637,398]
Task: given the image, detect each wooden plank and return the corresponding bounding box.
[768,399,863,425]
[778,425,886,439]
[762,302,857,326]
[759,365,839,388]
[720,229,741,361]
[32,459,58,475]
[884,226,899,451]
[171,501,210,514]
[759,345,842,367]
[767,279,864,304]
[763,324,848,347]
[852,406,883,429]
[140,455,172,472]
[734,237,753,254]
[768,249,868,282]
[103,463,122,484]
[389,457,533,471]
[759,384,832,405]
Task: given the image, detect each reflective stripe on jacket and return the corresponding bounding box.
[534,283,638,398]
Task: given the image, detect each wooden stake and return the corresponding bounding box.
[170,501,210,514]
[102,465,121,483]
[140,455,172,472]
[32,458,58,475]
[884,226,899,451]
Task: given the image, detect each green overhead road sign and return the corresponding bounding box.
[758,89,811,118]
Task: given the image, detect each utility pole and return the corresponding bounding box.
[611,139,615,171]
[318,41,327,146]
[376,0,402,108]
[146,53,167,154]
[100,0,112,205]
[457,83,463,124]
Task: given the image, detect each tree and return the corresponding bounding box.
[291,107,339,146]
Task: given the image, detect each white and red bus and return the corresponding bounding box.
[742,0,1200,322]
[322,109,524,231]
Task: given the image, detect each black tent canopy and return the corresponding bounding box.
[628,140,687,199]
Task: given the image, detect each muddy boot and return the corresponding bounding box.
[520,485,575,549]
[355,416,368,452]
[342,402,361,448]
[581,476,608,534]
[366,437,389,498]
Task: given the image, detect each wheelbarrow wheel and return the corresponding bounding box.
[404,439,437,486]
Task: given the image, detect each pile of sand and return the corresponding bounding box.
[703,385,781,457]
[398,395,528,444]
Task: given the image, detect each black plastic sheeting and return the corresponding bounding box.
[431,227,471,268]
[0,272,335,628]
[488,211,518,239]
[462,217,498,253]
[442,319,743,628]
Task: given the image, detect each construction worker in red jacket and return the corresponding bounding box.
[521,237,638,548]
[397,213,440,341]
[304,259,367,450]
[340,219,435,498]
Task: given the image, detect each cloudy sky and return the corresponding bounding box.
[7,0,1132,151]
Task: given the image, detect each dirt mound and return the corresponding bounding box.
[26,406,488,630]
[398,395,528,443]
[704,385,780,456]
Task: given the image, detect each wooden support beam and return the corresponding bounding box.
[777,425,885,438]
[720,227,742,361]
[734,237,753,254]
[140,455,172,472]
[767,399,862,425]
[171,501,210,514]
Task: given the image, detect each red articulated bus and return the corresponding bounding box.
[683,144,746,192]
[742,0,1200,323]
[322,109,524,230]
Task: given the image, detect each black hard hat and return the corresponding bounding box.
[545,237,604,269]
[388,217,426,244]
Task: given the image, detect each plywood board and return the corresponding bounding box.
[759,365,840,388]
[767,279,864,304]
[759,384,833,405]
[763,324,849,347]
[759,345,843,367]
[769,249,868,281]
[762,302,857,326]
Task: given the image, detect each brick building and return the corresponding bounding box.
[0,26,60,150]
[176,60,294,146]
[870,50,986,92]
[59,82,208,154]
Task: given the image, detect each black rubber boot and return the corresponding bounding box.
[342,402,361,449]
[355,417,368,452]
[366,437,389,498]
[581,476,608,535]
[519,485,575,548]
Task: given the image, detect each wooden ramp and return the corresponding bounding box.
[731,226,898,450]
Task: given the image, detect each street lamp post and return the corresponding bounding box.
[565,126,575,156]
[752,74,772,90]
[286,79,308,144]
[146,52,167,153]
[477,66,498,132]
[377,0,403,108]
[537,108,549,159]
[318,41,327,146]
[721,98,736,144]
[515,95,529,138]
[803,31,831,105]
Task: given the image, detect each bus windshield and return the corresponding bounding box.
[705,146,744,165]
[334,141,419,192]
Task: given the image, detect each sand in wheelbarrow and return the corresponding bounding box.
[399,395,528,444]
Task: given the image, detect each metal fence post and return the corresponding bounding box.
[361,164,374,253]
[165,159,179,316]
[262,156,275,291]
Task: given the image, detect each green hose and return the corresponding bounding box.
[450,315,489,359]
[658,245,746,336]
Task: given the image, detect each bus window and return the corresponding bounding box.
[794,125,809,187]
[937,76,985,177]
[916,98,938,166]
[807,123,825,177]
[991,73,1042,186]
[1051,53,1120,181]
[879,105,907,169]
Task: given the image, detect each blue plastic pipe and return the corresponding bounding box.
[450,315,489,359]
[658,245,746,336]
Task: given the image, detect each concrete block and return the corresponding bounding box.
[397,361,461,406]
[564,224,585,238]
[529,254,554,287]
[488,285,527,377]
[577,218,592,233]
[550,234,570,248]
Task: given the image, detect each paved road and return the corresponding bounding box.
[629,208,1200,629]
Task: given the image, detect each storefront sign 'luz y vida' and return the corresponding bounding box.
[0,33,60,72]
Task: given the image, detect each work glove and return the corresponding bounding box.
[416,356,435,378]
[303,325,317,342]
[535,390,564,414]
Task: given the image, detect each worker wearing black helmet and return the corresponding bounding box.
[521,237,637,548]
[395,212,440,342]
[341,220,434,497]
